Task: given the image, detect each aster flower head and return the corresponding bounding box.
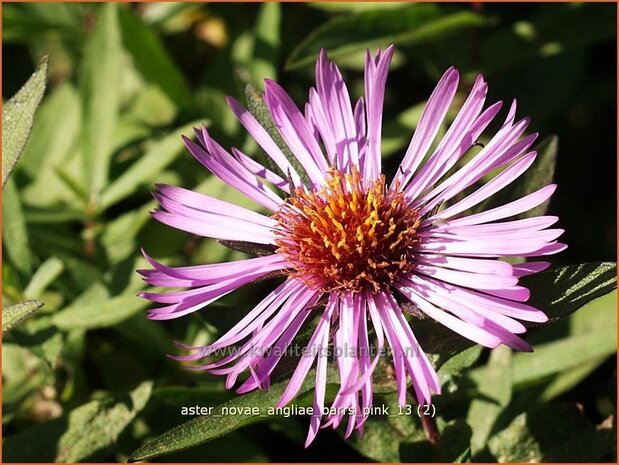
[140,45,565,446]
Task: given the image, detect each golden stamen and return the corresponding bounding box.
[273,165,421,294]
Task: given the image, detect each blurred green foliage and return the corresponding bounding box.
[2,2,617,462]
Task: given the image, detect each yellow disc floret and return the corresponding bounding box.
[273,166,421,293]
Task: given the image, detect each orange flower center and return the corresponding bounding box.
[274,166,421,294]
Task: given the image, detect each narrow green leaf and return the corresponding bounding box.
[309,2,409,12]
[152,385,232,409]
[286,5,486,70]
[517,135,558,218]
[23,205,86,224]
[139,3,201,30]
[24,256,64,299]
[102,202,154,265]
[113,312,175,357]
[511,291,616,389]
[117,84,177,130]
[2,300,44,333]
[522,261,617,323]
[249,2,281,87]
[537,354,607,403]
[467,346,512,455]
[467,291,616,392]
[18,82,81,179]
[2,55,48,187]
[99,121,201,210]
[52,286,147,331]
[2,177,32,274]
[118,6,193,111]
[3,381,152,462]
[488,403,614,462]
[11,317,63,367]
[80,3,121,203]
[54,163,90,203]
[129,371,334,462]
[2,343,48,409]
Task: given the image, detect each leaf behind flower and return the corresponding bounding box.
[2,55,48,187]
[286,4,486,70]
[2,300,44,333]
[3,381,152,462]
[128,370,339,462]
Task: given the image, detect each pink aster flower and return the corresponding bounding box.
[139,45,565,446]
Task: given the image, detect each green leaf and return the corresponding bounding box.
[345,391,425,462]
[466,291,616,395]
[99,121,201,210]
[54,163,90,203]
[3,381,152,462]
[519,135,557,216]
[112,295,172,340]
[11,317,64,367]
[22,205,85,224]
[139,3,201,30]
[399,419,472,463]
[2,55,48,187]
[24,256,64,299]
[118,6,193,112]
[102,202,154,265]
[2,3,84,42]
[2,342,49,413]
[467,346,512,456]
[2,300,44,333]
[249,2,281,87]
[117,84,177,130]
[18,82,81,180]
[309,2,409,12]
[129,371,335,462]
[436,420,473,463]
[152,384,232,409]
[511,291,616,389]
[286,5,486,70]
[437,345,482,379]
[522,261,617,323]
[2,177,32,274]
[475,135,558,217]
[537,354,607,403]
[487,403,614,462]
[52,284,148,331]
[80,3,121,204]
